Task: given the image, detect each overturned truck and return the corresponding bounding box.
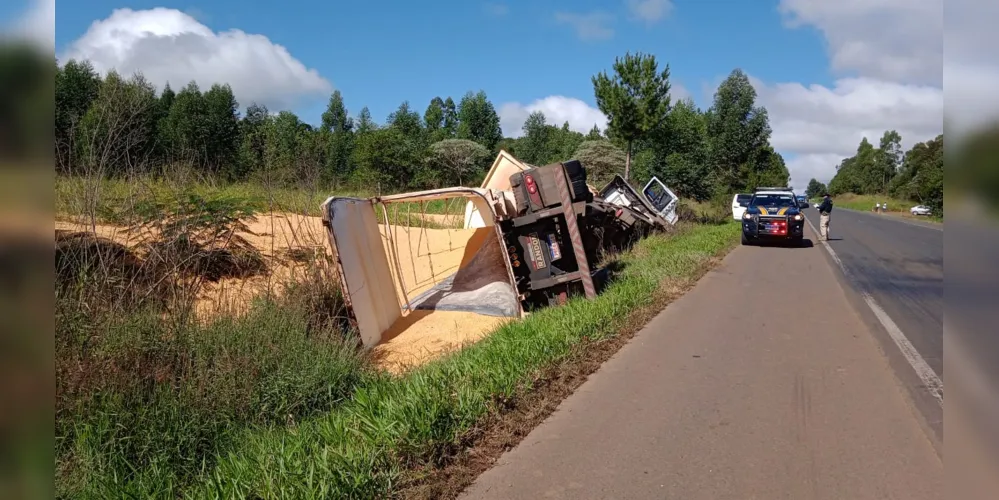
[321,151,678,349]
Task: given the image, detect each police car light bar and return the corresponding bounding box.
[754,186,793,192]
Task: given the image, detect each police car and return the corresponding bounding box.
[740,187,806,246]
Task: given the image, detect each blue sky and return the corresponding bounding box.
[7,0,948,185]
[50,0,831,126]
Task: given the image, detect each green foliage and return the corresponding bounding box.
[572,139,626,186]
[55,58,101,171]
[320,90,355,185]
[585,124,603,140]
[424,138,491,187]
[705,69,774,192]
[456,91,503,150]
[592,51,672,180]
[805,178,827,199]
[828,131,943,213]
[635,98,714,200]
[56,293,371,497]
[356,106,376,133]
[77,71,159,176]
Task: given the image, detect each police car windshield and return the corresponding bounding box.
[751,194,795,207]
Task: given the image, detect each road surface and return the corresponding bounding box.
[461,223,942,499]
[802,207,943,379]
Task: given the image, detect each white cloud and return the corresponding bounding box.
[497,83,691,139]
[554,11,615,41]
[755,0,947,186]
[59,7,332,111]
[778,0,942,86]
[671,83,692,104]
[4,0,55,50]
[627,0,674,25]
[750,76,943,186]
[482,2,509,17]
[498,96,608,138]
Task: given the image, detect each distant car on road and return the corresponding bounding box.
[741,187,805,246]
[731,193,752,221]
[910,205,932,216]
[796,195,809,209]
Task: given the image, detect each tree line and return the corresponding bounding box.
[54,50,790,200]
[817,131,943,212]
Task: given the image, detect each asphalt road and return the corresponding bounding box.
[461,223,942,500]
[802,207,943,379]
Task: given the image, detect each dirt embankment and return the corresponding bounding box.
[56,210,508,372]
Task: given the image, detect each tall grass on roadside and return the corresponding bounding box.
[825,193,943,221]
[57,174,468,224]
[54,179,374,497]
[55,288,372,498]
[168,222,739,499]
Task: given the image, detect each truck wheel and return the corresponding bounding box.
[741,232,751,246]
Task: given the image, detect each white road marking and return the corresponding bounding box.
[805,215,944,406]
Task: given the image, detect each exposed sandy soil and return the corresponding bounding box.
[56,210,510,372]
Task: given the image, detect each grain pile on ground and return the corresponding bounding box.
[56,210,511,372]
[373,220,517,374]
[55,212,330,318]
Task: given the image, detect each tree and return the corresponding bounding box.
[387,101,423,142]
[320,90,354,185]
[874,129,902,194]
[891,134,943,212]
[744,145,790,189]
[592,52,672,181]
[55,59,101,172]
[160,82,207,164]
[259,110,307,186]
[351,127,422,191]
[518,111,551,165]
[202,83,241,177]
[585,125,603,140]
[456,91,502,150]
[424,97,446,141]
[442,97,458,137]
[706,69,772,192]
[630,97,713,200]
[572,140,626,186]
[76,71,158,176]
[804,178,827,199]
[238,103,270,177]
[356,106,376,134]
[425,139,490,186]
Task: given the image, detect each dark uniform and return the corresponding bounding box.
[818,194,833,241]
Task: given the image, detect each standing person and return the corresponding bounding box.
[876,202,881,213]
[818,193,833,241]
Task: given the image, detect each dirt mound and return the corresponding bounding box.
[145,237,268,283]
[55,230,144,284]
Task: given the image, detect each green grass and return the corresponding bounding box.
[56,175,468,227]
[55,288,374,499]
[155,222,735,499]
[824,193,942,222]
